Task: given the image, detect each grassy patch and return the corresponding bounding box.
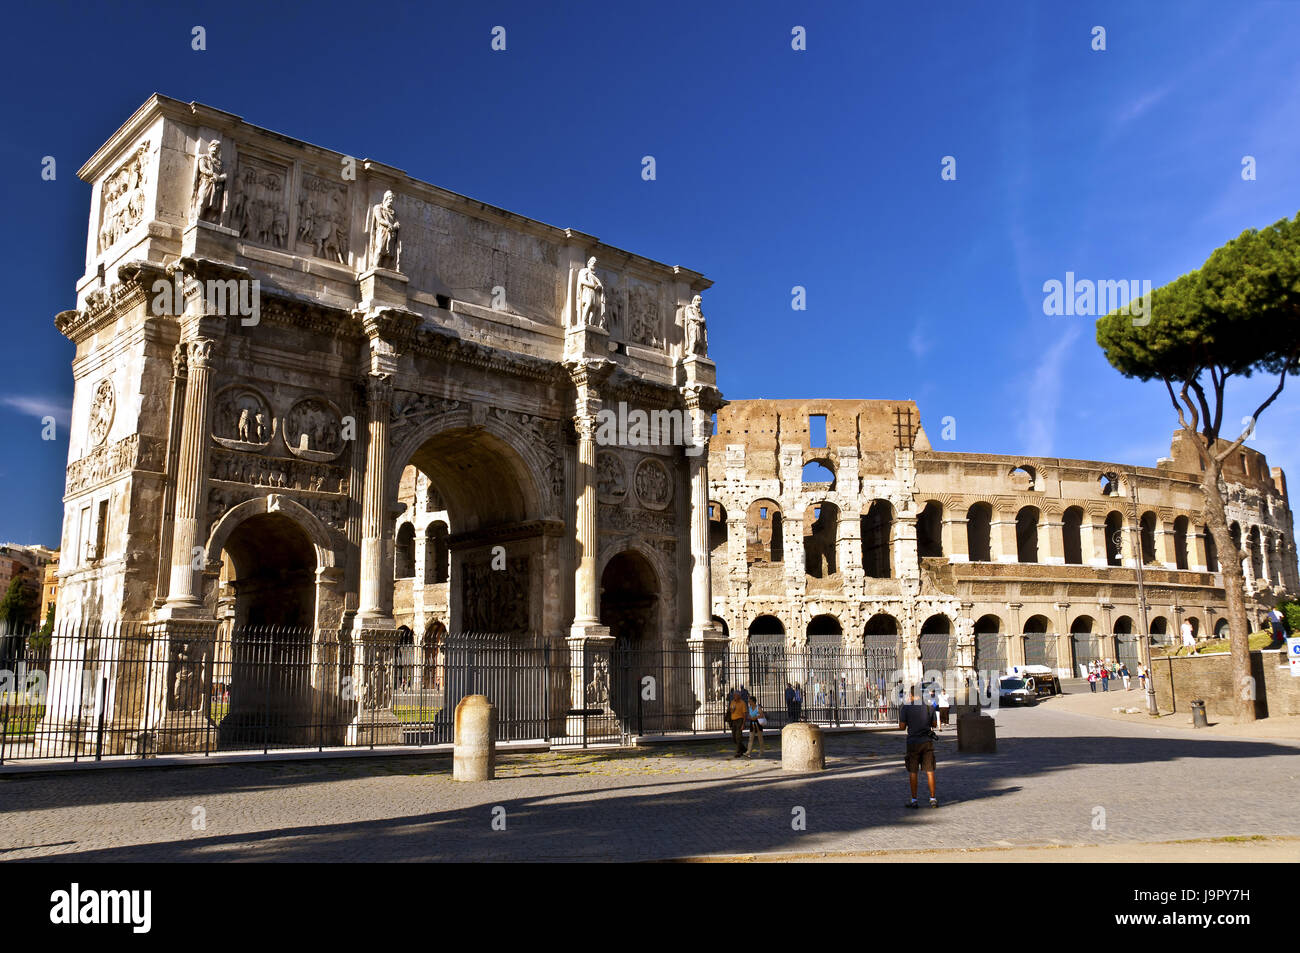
[1153,631,1275,657]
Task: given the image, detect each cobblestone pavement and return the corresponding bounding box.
[2,700,1299,862]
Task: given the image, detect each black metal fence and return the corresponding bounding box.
[0,622,907,765]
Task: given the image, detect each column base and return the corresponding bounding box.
[181,219,240,259]
[566,625,612,736]
[347,707,402,746]
[687,629,729,731]
[154,600,208,621]
[152,710,219,754]
[352,612,396,634]
[358,268,409,309]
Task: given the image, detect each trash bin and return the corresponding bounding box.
[1190,699,1207,728]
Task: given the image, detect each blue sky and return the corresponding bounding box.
[1,0,1298,546]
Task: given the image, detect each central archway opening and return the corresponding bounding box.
[397,426,543,636]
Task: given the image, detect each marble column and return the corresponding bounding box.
[162,337,216,616]
[356,372,395,629]
[688,450,714,638]
[565,362,612,737]
[573,412,601,629]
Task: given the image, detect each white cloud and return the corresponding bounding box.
[0,394,71,427]
[908,325,930,359]
[1016,323,1082,455]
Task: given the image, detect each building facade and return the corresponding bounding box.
[708,399,1299,681]
[46,96,725,751]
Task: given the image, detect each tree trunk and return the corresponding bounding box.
[1198,454,1256,722]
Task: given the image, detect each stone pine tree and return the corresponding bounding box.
[1096,213,1300,720]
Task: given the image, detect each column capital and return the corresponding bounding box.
[187,336,216,369]
[365,371,394,407]
[565,357,615,397]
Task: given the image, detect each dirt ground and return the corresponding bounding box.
[1033,681,1300,740]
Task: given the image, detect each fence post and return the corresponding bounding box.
[95,675,108,761]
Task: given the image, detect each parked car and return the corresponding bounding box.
[998,675,1037,706]
[1018,664,1062,697]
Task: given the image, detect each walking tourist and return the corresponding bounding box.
[746,695,767,757]
[1100,665,1110,691]
[1120,663,1131,691]
[792,682,803,722]
[785,682,796,723]
[1267,608,1288,649]
[938,688,951,728]
[1181,619,1196,652]
[899,686,939,808]
[728,689,748,757]
[1088,668,1097,693]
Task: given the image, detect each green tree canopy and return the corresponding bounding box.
[1097,213,1300,434]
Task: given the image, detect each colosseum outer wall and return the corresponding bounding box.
[707,399,1299,680]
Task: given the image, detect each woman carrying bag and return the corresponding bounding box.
[746,696,768,758]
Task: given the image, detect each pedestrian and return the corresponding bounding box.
[727,688,748,757]
[1181,620,1195,653]
[745,694,767,757]
[784,682,796,724]
[1120,663,1131,691]
[1266,608,1288,650]
[1087,669,1097,693]
[938,687,950,729]
[792,682,803,722]
[1100,665,1110,692]
[898,685,939,809]
[1137,664,1147,692]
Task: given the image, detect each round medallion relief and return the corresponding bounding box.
[596,451,627,504]
[633,457,672,510]
[284,396,345,462]
[88,380,115,446]
[212,386,274,450]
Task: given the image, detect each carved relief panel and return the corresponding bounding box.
[212,386,274,451]
[87,379,116,447]
[284,397,345,461]
[460,555,530,632]
[596,451,627,504]
[625,278,663,349]
[231,155,290,248]
[97,141,150,253]
[633,456,672,510]
[296,173,350,263]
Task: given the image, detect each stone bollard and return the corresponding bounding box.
[453,694,497,781]
[781,722,825,772]
[957,714,996,753]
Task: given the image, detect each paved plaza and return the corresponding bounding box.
[2,696,1299,862]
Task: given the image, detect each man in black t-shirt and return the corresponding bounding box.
[898,686,939,808]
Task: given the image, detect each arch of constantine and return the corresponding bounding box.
[707,400,1299,682]
[46,96,723,752]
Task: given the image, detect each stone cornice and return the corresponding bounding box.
[407,322,569,386]
[56,260,171,342]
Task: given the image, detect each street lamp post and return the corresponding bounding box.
[1128,467,1158,715]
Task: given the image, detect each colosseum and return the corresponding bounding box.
[697,399,1298,683]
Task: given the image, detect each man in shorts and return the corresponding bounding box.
[899,685,939,808]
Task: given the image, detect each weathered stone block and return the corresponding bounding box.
[453,694,497,781]
[781,721,825,771]
[957,714,996,753]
